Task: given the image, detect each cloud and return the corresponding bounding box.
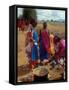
[37,9,65,21]
[17,8,23,18]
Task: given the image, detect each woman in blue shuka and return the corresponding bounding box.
[30,19,39,69]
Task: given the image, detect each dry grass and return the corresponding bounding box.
[18,30,29,66]
[17,22,65,66]
[17,22,65,82]
[36,22,65,38]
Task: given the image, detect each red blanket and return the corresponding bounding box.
[41,30,50,53]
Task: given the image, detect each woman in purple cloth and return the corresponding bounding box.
[39,22,50,65]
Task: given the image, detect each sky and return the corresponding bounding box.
[17,8,65,21]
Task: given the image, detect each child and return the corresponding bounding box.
[50,32,55,56]
[58,38,65,66]
[54,34,60,63]
[39,22,50,65]
[59,38,65,59]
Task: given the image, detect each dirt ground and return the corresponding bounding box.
[17,63,64,82]
[18,30,29,66]
[17,22,65,82]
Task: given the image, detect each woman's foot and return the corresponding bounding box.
[38,59,40,64]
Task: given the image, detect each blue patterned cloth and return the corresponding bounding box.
[31,29,38,60]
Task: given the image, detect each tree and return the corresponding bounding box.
[51,19,53,22]
[23,8,37,21]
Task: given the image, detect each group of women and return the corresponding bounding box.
[19,19,65,69]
